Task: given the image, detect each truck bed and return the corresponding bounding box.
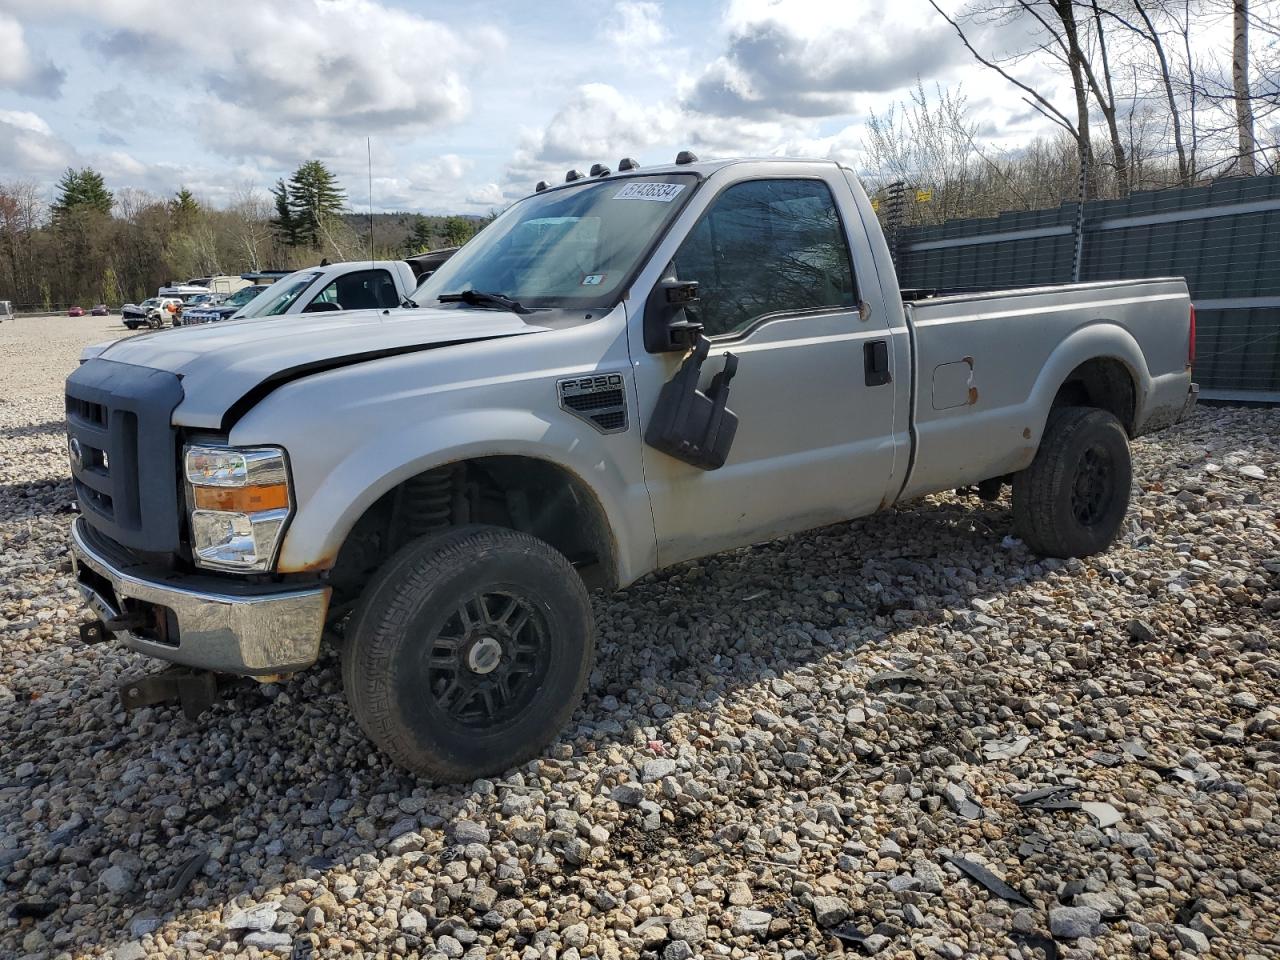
[898,277,1193,502]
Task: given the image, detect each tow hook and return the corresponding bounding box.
[79,611,149,645]
[79,620,108,645]
[118,667,225,721]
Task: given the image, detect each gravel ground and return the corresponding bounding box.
[1,315,1277,960]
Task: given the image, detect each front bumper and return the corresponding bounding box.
[69,516,329,676]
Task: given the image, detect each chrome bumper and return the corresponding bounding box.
[69,516,329,676]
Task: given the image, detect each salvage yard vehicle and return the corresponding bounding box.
[65,156,1197,781]
[176,284,269,325]
[120,296,181,330]
[226,260,418,320]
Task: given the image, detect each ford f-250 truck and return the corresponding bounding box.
[65,156,1197,781]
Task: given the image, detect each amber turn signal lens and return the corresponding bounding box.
[192,483,289,512]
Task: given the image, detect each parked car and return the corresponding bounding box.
[120,297,181,330]
[91,304,110,316]
[68,305,85,317]
[66,156,1197,782]
[176,284,270,325]
[229,261,419,319]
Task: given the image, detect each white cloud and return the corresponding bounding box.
[13,0,499,165]
[0,109,75,177]
[684,0,964,119]
[0,13,64,96]
[601,1,668,50]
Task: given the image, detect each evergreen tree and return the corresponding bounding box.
[406,214,434,253]
[171,188,199,223]
[51,167,113,218]
[442,215,474,247]
[286,160,346,247]
[270,178,296,246]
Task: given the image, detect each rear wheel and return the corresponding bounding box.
[1011,406,1132,558]
[343,525,594,781]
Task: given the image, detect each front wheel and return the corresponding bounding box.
[343,525,594,782]
[1011,406,1132,558]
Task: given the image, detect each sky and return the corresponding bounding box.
[0,0,1107,215]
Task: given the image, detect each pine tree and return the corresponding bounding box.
[286,160,346,247]
[270,178,296,246]
[51,168,113,218]
[442,215,474,247]
[171,188,199,223]
[406,214,434,253]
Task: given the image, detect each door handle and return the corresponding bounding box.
[864,340,891,386]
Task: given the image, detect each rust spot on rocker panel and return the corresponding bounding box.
[1022,427,1032,440]
[968,386,979,405]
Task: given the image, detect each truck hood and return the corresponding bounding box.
[93,306,550,430]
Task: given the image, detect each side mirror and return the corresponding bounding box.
[643,276,703,353]
[303,300,343,313]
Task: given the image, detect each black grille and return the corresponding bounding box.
[563,388,624,412]
[65,359,184,553]
[591,410,626,431]
[558,373,628,435]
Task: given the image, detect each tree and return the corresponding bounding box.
[407,214,434,253]
[442,215,474,247]
[171,187,200,223]
[270,178,296,246]
[286,160,346,248]
[51,167,113,217]
[1233,0,1257,173]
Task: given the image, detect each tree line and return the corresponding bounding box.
[0,160,485,312]
[868,0,1278,225]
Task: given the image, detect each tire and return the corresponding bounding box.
[342,524,594,782]
[1012,406,1132,558]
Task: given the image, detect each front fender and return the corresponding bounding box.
[266,408,654,587]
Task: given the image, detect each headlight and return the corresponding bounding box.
[184,444,292,572]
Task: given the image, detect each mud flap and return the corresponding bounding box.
[644,336,739,470]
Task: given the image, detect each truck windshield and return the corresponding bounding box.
[236,272,322,318]
[413,174,698,310]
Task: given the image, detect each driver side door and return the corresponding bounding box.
[632,174,902,567]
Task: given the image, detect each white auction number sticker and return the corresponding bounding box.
[613,182,686,202]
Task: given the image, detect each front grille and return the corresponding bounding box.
[65,358,185,554]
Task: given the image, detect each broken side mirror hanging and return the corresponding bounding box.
[644,335,739,470]
[643,276,703,353]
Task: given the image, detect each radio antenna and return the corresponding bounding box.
[367,137,375,269]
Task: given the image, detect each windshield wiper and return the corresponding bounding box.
[438,290,530,314]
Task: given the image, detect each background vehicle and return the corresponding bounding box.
[120,296,181,329]
[0,299,12,322]
[66,157,1196,783]
[177,284,270,325]
[91,304,111,316]
[228,260,418,320]
[68,305,85,317]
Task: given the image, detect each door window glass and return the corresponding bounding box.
[307,270,400,312]
[672,179,857,338]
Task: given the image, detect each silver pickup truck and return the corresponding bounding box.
[65,156,1197,781]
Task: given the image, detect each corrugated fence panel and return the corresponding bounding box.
[895,174,1280,395]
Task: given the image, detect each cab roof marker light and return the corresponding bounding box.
[618,157,640,171]
[675,151,698,165]
[565,169,584,182]
[589,163,610,177]
[535,180,550,192]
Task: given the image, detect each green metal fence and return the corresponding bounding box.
[895,175,1280,399]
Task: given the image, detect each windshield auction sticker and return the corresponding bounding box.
[613,182,686,202]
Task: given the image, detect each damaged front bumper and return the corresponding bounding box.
[69,516,329,676]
